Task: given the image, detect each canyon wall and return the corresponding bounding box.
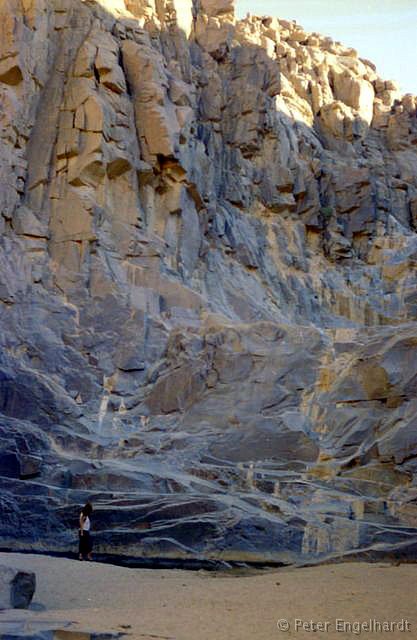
[1,0,417,564]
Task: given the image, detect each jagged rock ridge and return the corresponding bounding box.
[0,0,417,564]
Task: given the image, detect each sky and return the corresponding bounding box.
[236,1,417,95]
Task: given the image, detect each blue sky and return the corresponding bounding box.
[236,1,417,95]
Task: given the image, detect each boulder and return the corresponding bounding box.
[0,565,36,609]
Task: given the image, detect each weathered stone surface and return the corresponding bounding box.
[0,614,124,640]
[0,565,35,609]
[0,0,417,566]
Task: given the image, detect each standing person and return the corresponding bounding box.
[78,501,93,561]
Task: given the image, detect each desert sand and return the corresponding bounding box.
[0,553,416,639]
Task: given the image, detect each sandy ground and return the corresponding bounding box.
[0,553,416,640]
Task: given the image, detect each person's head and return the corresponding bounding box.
[82,501,93,517]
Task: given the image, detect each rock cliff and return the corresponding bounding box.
[1,0,417,565]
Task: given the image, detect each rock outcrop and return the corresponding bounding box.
[0,0,417,565]
[0,565,35,609]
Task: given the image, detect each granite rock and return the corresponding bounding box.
[0,0,417,565]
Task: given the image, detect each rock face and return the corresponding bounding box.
[0,0,417,565]
[0,565,36,609]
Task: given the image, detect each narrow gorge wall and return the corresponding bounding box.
[1,0,417,564]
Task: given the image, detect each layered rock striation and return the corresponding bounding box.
[1,0,417,564]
